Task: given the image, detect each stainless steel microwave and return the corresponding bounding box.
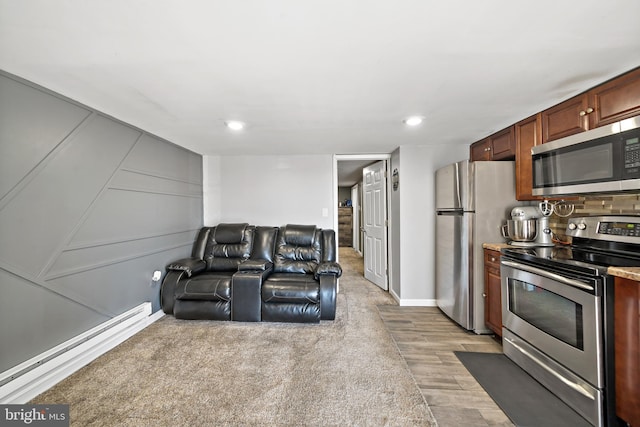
[531,115,640,196]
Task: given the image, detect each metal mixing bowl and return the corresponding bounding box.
[505,219,537,241]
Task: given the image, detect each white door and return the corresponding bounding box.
[363,161,388,290]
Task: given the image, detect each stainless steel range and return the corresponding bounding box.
[500,215,640,427]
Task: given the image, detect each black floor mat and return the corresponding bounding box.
[455,351,592,427]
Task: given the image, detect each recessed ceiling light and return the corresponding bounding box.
[403,116,423,126]
[225,120,245,131]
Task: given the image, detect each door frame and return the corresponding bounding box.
[350,183,360,253]
[333,154,391,286]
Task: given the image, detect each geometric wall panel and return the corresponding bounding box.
[0,71,203,372]
[0,75,91,202]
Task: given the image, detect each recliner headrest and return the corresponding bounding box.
[282,224,318,246]
[214,223,249,244]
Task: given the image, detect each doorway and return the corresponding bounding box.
[334,154,390,291]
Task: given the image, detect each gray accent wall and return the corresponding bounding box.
[0,71,203,372]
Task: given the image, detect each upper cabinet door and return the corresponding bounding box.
[490,126,516,160]
[469,127,515,161]
[541,94,590,143]
[589,67,640,128]
[541,67,640,144]
[470,138,492,161]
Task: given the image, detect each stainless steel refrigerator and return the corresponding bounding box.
[435,160,516,334]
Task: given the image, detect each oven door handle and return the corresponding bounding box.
[500,259,595,292]
[503,336,595,400]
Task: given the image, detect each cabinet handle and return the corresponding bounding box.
[586,107,594,114]
[579,107,595,116]
[490,257,496,262]
[482,293,487,298]
[579,110,586,116]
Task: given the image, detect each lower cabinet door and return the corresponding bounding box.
[484,249,502,337]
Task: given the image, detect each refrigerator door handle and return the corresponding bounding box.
[454,161,462,208]
[437,210,464,216]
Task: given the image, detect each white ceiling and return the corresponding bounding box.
[2,1,640,167]
[337,159,378,187]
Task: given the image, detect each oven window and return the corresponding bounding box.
[508,279,584,350]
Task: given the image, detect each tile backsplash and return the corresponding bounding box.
[574,194,640,215]
[548,193,640,241]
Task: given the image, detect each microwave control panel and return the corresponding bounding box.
[624,135,640,174]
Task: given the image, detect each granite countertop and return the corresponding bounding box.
[482,242,514,251]
[607,267,640,281]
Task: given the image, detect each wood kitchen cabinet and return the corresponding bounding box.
[541,67,640,144]
[541,94,590,143]
[470,126,516,161]
[515,67,640,199]
[515,114,541,201]
[590,67,640,129]
[470,138,492,161]
[338,207,353,247]
[483,249,503,337]
[614,277,640,426]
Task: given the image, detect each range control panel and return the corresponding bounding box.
[598,221,640,237]
[567,215,640,243]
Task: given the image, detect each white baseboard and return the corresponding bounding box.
[388,290,437,307]
[397,298,438,307]
[0,302,164,404]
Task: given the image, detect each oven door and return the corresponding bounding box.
[500,259,603,388]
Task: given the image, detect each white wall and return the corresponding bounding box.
[203,147,471,307]
[203,154,334,229]
[203,155,222,225]
[396,145,468,305]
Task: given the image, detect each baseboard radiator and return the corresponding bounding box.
[0,302,163,404]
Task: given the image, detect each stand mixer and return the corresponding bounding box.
[502,205,554,247]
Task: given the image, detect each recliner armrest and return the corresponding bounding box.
[166,258,207,277]
[315,262,342,279]
[239,259,273,272]
[319,275,337,320]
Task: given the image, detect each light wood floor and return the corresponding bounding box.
[341,248,513,426]
[378,306,513,426]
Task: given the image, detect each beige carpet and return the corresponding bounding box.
[31,248,436,426]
